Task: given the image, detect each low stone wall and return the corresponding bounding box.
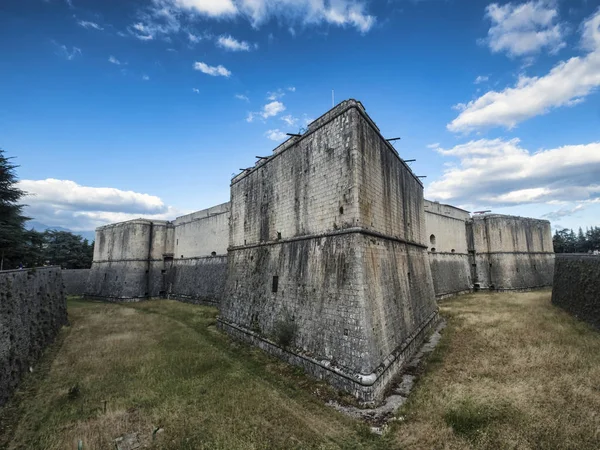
[552,254,600,329]
[0,267,68,406]
[61,269,90,296]
[428,253,472,298]
[166,256,227,306]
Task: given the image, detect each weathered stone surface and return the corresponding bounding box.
[85,204,229,303]
[0,267,68,406]
[552,254,600,329]
[220,100,438,403]
[61,269,90,296]
[469,215,554,290]
[424,204,554,296]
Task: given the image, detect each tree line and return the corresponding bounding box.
[0,148,94,270]
[553,227,600,254]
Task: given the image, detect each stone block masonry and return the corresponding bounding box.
[61,269,90,296]
[219,100,438,403]
[85,203,230,304]
[0,266,68,406]
[552,254,600,330]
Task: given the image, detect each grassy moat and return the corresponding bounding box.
[1,290,599,449]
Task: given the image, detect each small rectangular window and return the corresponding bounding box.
[272,276,279,293]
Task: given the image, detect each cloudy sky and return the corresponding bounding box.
[1,0,599,234]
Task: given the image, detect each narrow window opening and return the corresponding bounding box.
[161,269,166,274]
[104,273,107,280]
[516,267,520,273]
[176,239,178,245]
[533,264,537,270]
[250,255,254,261]
[272,276,279,293]
[244,239,247,245]
[181,255,184,259]
[430,234,436,246]
[277,232,282,240]
[145,270,149,274]
[407,272,411,282]
[339,206,344,215]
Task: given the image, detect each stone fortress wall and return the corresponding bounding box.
[61,269,90,295]
[0,267,68,407]
[424,202,554,297]
[84,99,555,401]
[552,254,600,330]
[219,100,437,402]
[86,203,229,305]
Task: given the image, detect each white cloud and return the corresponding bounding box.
[235,94,249,101]
[52,41,81,60]
[483,0,566,57]
[188,32,202,43]
[142,74,150,81]
[108,55,122,65]
[246,101,286,122]
[281,114,298,126]
[217,34,255,51]
[192,88,200,93]
[193,61,231,77]
[130,22,155,40]
[169,0,237,17]
[143,0,374,33]
[17,179,183,230]
[287,86,296,92]
[265,129,288,141]
[426,138,600,208]
[448,8,600,133]
[77,20,103,30]
[474,75,489,84]
[541,204,586,221]
[262,101,285,118]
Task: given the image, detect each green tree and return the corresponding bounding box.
[0,148,29,270]
[43,230,93,269]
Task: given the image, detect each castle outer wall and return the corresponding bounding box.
[552,254,600,329]
[470,215,554,291]
[219,100,438,402]
[0,267,68,406]
[424,201,472,298]
[86,203,229,304]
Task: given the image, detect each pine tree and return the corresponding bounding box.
[0,149,29,270]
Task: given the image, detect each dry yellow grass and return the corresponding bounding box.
[391,289,600,449]
[1,290,599,449]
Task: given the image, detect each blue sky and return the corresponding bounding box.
[1,0,599,234]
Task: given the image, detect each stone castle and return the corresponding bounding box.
[86,100,554,402]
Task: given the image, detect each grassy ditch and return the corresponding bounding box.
[2,290,599,449]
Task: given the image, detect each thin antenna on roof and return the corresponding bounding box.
[332,90,334,107]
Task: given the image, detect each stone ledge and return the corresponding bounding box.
[217,310,439,404]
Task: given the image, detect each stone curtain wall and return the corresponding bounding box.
[166,256,227,306]
[0,267,68,406]
[552,254,600,329]
[61,269,90,295]
[220,100,438,402]
[424,201,472,297]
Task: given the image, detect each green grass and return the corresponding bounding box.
[0,297,387,450]
[2,291,600,449]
